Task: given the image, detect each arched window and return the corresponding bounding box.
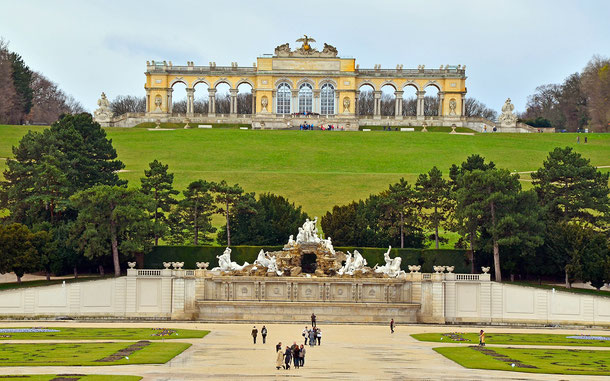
[277,83,291,114]
[298,83,313,113]
[320,83,335,115]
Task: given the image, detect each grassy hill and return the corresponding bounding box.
[1,125,608,221]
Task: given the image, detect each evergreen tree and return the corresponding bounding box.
[379,178,420,248]
[140,160,179,245]
[456,169,544,281]
[8,51,33,122]
[416,167,453,249]
[215,191,258,246]
[168,180,216,245]
[212,180,248,246]
[70,185,153,277]
[0,223,39,282]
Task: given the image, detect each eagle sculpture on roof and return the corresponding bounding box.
[296,35,316,51]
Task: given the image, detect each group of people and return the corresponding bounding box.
[298,123,345,131]
[251,325,268,344]
[302,326,322,346]
[276,341,307,370]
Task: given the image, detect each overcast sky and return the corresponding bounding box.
[1,0,608,112]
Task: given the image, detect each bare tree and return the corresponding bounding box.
[423,96,439,116]
[380,93,395,116]
[0,38,21,124]
[464,97,498,120]
[193,99,208,114]
[237,92,252,114]
[110,95,146,116]
[215,93,230,114]
[172,99,187,114]
[581,55,610,132]
[358,90,374,116]
[402,97,416,116]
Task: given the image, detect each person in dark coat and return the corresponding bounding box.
[390,318,394,333]
[276,341,282,352]
[284,346,292,369]
[311,312,316,327]
[251,326,258,344]
[293,345,300,368]
[261,325,267,344]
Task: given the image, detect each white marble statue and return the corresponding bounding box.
[266,256,283,276]
[93,92,113,123]
[212,247,248,272]
[322,236,335,254]
[498,98,518,127]
[287,234,296,246]
[253,249,283,275]
[338,250,368,276]
[373,246,405,277]
[296,217,321,244]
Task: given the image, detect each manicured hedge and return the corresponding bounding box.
[144,246,470,273]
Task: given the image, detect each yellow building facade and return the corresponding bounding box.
[141,37,468,129]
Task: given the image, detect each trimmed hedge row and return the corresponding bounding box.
[144,246,470,273]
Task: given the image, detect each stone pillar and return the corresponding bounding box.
[373,91,382,119]
[461,93,466,116]
[438,92,445,117]
[313,89,321,114]
[291,89,299,114]
[208,88,216,116]
[229,89,238,115]
[186,88,194,116]
[251,90,256,115]
[167,88,173,114]
[394,91,403,119]
[335,91,340,116]
[416,90,426,120]
[145,90,151,113]
[271,90,277,114]
[355,90,360,116]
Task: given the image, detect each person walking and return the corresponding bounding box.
[284,346,292,370]
[251,326,258,344]
[276,341,282,352]
[293,344,300,369]
[316,328,322,345]
[261,325,267,344]
[299,344,306,367]
[479,330,485,346]
[585,136,588,143]
[390,318,395,333]
[303,326,309,345]
[309,328,316,347]
[276,346,284,370]
[311,312,317,327]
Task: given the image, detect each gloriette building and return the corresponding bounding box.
[98,36,472,129]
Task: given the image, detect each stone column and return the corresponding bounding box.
[229,89,238,115]
[291,89,299,114]
[251,90,256,115]
[335,91,340,116]
[373,91,382,118]
[355,90,360,116]
[208,88,216,116]
[394,91,403,119]
[186,88,195,116]
[145,90,151,113]
[313,89,321,114]
[461,93,466,116]
[167,88,173,114]
[416,90,426,120]
[438,92,445,117]
[271,90,277,114]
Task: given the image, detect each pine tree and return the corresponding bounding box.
[140,160,179,245]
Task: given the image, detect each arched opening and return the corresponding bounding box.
[301,253,317,274]
[276,82,291,114]
[424,84,440,116]
[237,82,253,114]
[215,82,231,115]
[298,83,313,113]
[380,84,396,116]
[357,84,374,116]
[193,82,209,114]
[402,84,418,116]
[170,81,187,114]
[320,83,335,115]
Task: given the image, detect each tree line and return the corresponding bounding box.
[0,113,307,280]
[0,38,84,125]
[321,151,609,288]
[520,55,610,132]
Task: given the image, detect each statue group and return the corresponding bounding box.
[210,219,406,278]
[498,98,518,127]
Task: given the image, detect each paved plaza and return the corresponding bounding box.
[0,321,609,380]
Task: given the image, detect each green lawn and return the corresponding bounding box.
[1,125,608,242]
[435,346,610,375]
[0,276,110,292]
[0,342,190,366]
[507,281,610,297]
[0,327,208,341]
[0,376,141,381]
[413,332,610,346]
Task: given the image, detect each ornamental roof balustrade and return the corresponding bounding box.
[147,65,257,74]
[357,68,466,78]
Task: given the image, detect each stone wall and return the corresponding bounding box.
[0,268,608,326]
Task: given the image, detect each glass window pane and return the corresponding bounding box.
[298,84,313,113]
[321,83,335,115]
[277,83,291,114]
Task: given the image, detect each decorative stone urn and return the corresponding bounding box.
[481,266,490,274]
[172,262,184,270]
[408,265,421,273]
[127,262,136,269]
[421,122,428,132]
[163,262,172,269]
[433,266,446,273]
[445,266,455,273]
[196,262,209,270]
